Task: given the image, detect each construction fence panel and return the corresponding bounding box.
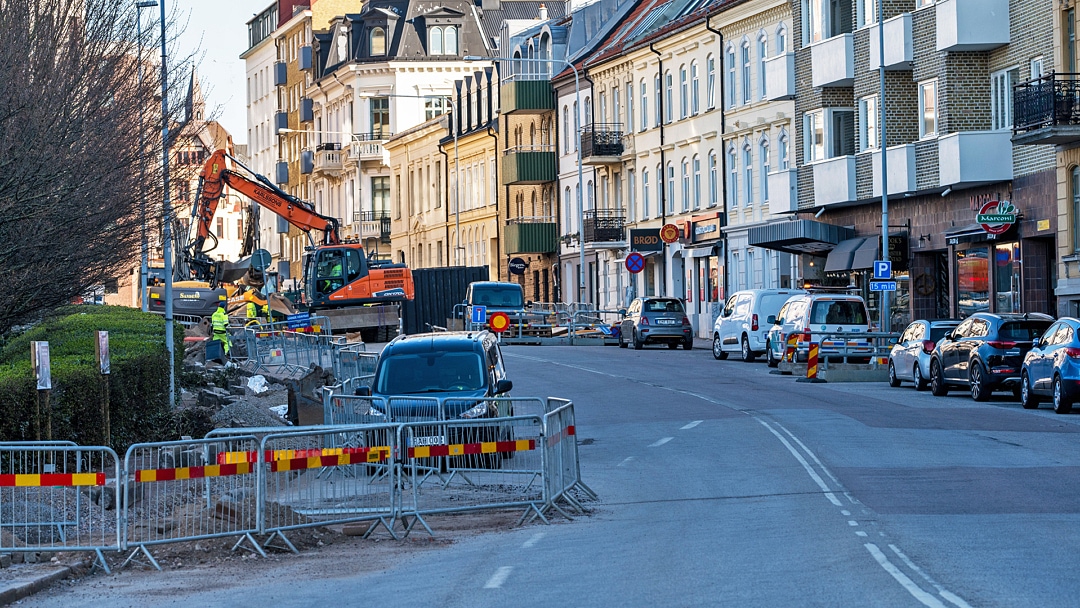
[0,444,121,571]
[546,398,596,503]
[257,425,399,547]
[123,436,264,568]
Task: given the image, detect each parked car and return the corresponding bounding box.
[929,312,1053,402]
[764,292,871,367]
[713,288,806,362]
[1020,317,1080,413]
[618,297,693,350]
[888,319,961,390]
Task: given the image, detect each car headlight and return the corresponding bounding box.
[459,402,493,419]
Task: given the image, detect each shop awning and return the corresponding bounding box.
[747,220,856,255]
[945,223,990,245]
[824,238,866,272]
[851,238,880,270]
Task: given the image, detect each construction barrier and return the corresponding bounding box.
[0,443,121,573]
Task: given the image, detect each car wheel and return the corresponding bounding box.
[970,362,991,402]
[766,341,779,368]
[619,332,628,348]
[712,335,727,360]
[888,361,901,387]
[1054,376,1073,414]
[930,359,949,396]
[741,335,756,362]
[633,331,644,350]
[683,340,693,350]
[1020,371,1039,409]
[912,364,929,391]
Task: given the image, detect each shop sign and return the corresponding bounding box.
[691,217,722,244]
[888,233,908,272]
[976,200,1018,236]
[660,224,681,244]
[630,228,663,252]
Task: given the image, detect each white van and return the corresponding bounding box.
[712,289,806,362]
[764,292,871,367]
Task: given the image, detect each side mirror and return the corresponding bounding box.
[618,308,627,317]
[495,379,513,395]
[944,331,954,341]
[354,386,371,397]
[766,315,776,325]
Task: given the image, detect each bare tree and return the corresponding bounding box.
[0,0,193,333]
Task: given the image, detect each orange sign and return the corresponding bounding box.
[488,312,511,333]
[660,224,680,244]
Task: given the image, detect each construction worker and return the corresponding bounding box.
[245,297,259,327]
[211,302,231,357]
[318,254,344,293]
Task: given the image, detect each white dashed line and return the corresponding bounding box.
[888,545,974,608]
[841,510,851,516]
[522,533,545,549]
[755,419,842,507]
[848,520,859,527]
[484,566,513,589]
[864,544,947,608]
[648,437,673,447]
[618,457,635,467]
[856,531,868,537]
[681,420,703,430]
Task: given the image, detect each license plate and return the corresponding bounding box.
[411,435,444,447]
[656,318,677,325]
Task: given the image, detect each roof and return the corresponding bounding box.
[479,1,567,46]
[384,332,491,355]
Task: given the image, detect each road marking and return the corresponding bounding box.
[864,544,947,608]
[889,545,973,608]
[522,533,545,549]
[855,531,868,537]
[681,420,703,430]
[755,419,842,506]
[648,437,673,447]
[841,510,851,516]
[618,457,635,467]
[484,566,513,589]
[848,520,859,526]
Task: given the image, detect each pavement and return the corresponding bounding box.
[0,557,91,605]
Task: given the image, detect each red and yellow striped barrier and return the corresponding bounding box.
[546,425,576,448]
[807,342,820,380]
[135,462,253,483]
[271,448,391,472]
[0,473,105,487]
[408,439,535,459]
[216,446,390,465]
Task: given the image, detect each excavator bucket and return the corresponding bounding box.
[215,257,254,285]
[267,292,298,316]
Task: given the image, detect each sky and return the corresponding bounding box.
[176,0,270,146]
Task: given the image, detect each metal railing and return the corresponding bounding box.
[1013,72,1080,133]
[503,144,556,155]
[583,209,626,243]
[580,123,624,158]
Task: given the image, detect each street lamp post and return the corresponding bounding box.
[877,0,890,332]
[465,55,585,304]
[157,0,175,409]
[136,0,158,313]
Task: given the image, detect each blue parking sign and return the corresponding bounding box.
[470,305,487,324]
[873,260,892,280]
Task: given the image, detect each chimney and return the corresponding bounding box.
[482,0,501,11]
[538,3,548,20]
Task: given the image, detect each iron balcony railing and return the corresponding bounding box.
[1013,72,1080,133]
[583,209,626,243]
[580,123,624,158]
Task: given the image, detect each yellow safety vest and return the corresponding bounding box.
[246,301,257,318]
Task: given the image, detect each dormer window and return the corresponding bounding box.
[370,27,386,56]
[429,27,443,54]
[428,25,458,55]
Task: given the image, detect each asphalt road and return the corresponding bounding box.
[34,343,1080,607]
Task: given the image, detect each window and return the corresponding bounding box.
[665,70,674,123]
[706,55,716,109]
[428,27,442,54]
[628,169,636,222]
[1073,166,1080,251]
[777,24,788,54]
[759,138,770,202]
[758,35,768,99]
[370,97,389,138]
[585,96,592,124]
[692,155,701,210]
[858,0,877,27]
[654,74,661,126]
[708,151,718,207]
[1031,56,1045,80]
[640,78,648,131]
[372,176,390,214]
[804,109,824,162]
[666,163,675,214]
[681,159,690,211]
[642,169,650,218]
[627,82,634,132]
[425,96,449,120]
[1068,9,1077,73]
[805,0,823,43]
[804,0,852,43]
[445,26,458,55]
[726,46,737,108]
[690,61,700,115]
[563,106,570,153]
[371,27,386,56]
[599,91,607,123]
[573,101,579,151]
[741,40,751,104]
[727,146,738,207]
[679,66,688,119]
[779,130,790,169]
[991,68,1019,130]
[859,94,878,151]
[916,0,934,8]
[613,86,621,125]
[237,218,244,240]
[919,80,937,138]
[216,217,224,238]
[743,141,753,205]
[831,109,856,156]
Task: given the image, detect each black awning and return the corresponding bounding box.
[851,237,880,270]
[945,223,1018,245]
[747,220,856,255]
[824,238,866,272]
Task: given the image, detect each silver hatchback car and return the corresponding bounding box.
[619,297,693,350]
[888,319,961,391]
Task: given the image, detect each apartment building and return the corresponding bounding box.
[243,3,281,281]
[386,116,450,268]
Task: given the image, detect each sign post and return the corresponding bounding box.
[96,331,111,445]
[31,341,51,441]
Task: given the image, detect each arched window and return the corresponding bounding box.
[529,123,536,145]
[562,106,570,154]
[741,38,751,104]
[727,145,738,207]
[481,226,488,264]
[584,96,592,124]
[445,26,458,55]
[666,162,675,214]
[587,180,594,210]
[640,78,648,131]
[743,138,753,205]
[654,74,661,126]
[690,61,700,115]
[758,33,768,99]
[371,27,386,56]
[759,136,770,202]
[530,191,538,216]
[564,186,572,233]
[664,70,673,123]
[692,154,701,210]
[626,81,634,130]
[776,23,788,54]
[428,27,442,55]
[1073,166,1080,251]
[778,129,790,170]
[706,54,716,109]
[726,45,737,108]
[679,65,688,119]
[642,169,651,218]
[681,158,690,211]
[708,150,718,207]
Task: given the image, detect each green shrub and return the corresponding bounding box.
[0,306,184,451]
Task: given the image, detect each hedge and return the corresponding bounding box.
[0,305,184,451]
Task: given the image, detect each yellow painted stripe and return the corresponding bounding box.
[516,440,531,452]
[481,441,496,454]
[15,475,36,487]
[71,473,100,486]
[414,446,430,459]
[449,444,464,456]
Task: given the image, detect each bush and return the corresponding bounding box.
[0,305,184,451]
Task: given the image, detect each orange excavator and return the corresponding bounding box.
[184,149,413,314]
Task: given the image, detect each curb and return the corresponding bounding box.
[0,558,91,606]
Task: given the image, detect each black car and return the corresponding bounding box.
[929,312,1054,401]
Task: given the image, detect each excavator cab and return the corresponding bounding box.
[304,245,372,307]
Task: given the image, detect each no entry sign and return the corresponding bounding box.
[625,252,645,274]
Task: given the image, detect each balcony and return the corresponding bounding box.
[871,144,917,196]
[273,61,287,86]
[355,211,391,243]
[936,0,1009,52]
[313,143,344,176]
[812,156,856,206]
[811,34,854,88]
[764,52,795,101]
[582,209,626,247]
[349,133,391,165]
[767,169,798,214]
[299,45,312,71]
[273,112,288,134]
[1013,74,1080,145]
[505,218,558,254]
[300,97,313,123]
[938,131,1013,187]
[502,145,556,184]
[869,13,912,71]
[500,75,555,114]
[580,124,624,164]
[300,150,314,175]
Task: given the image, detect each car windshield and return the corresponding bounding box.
[376,352,485,395]
[929,327,955,342]
[998,321,1053,341]
[471,285,524,309]
[760,294,794,318]
[644,299,684,313]
[810,301,868,325]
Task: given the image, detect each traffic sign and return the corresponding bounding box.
[660,224,680,244]
[250,249,272,271]
[873,260,892,280]
[286,312,311,329]
[488,312,510,333]
[869,281,897,292]
[625,252,645,274]
[470,305,487,325]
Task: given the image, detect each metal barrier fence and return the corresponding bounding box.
[244,316,335,375]
[793,331,899,363]
[0,443,121,573]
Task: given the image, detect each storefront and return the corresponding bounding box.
[945,200,1022,318]
[823,233,911,330]
[681,214,724,338]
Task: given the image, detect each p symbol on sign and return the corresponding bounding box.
[873,260,891,280]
